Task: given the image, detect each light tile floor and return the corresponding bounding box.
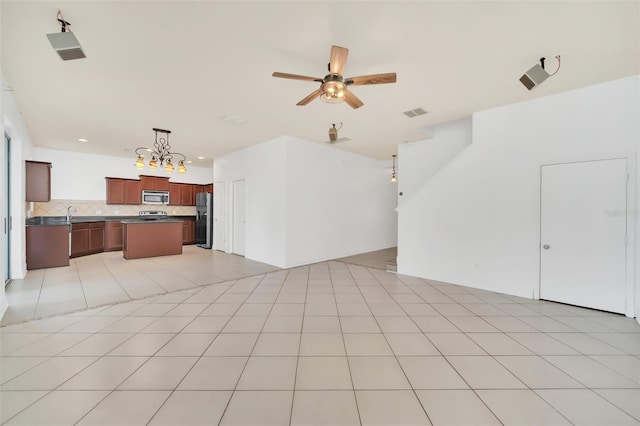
[1,258,640,425]
[2,246,280,326]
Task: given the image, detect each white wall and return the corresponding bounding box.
[32,148,213,201]
[213,136,397,269]
[398,76,639,318]
[213,138,288,267]
[1,72,36,305]
[285,137,397,267]
[398,118,472,210]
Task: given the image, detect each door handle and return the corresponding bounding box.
[543,244,550,250]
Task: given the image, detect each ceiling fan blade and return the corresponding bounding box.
[296,87,323,106]
[344,89,364,109]
[329,45,349,75]
[272,72,323,82]
[345,73,397,85]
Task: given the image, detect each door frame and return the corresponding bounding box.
[3,132,10,286]
[213,180,226,251]
[230,179,246,256]
[538,157,635,317]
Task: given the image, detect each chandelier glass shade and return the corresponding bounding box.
[135,128,187,174]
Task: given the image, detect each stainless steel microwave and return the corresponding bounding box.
[142,190,169,205]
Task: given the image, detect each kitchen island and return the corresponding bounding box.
[121,219,184,260]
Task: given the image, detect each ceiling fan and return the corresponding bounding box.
[272,45,397,109]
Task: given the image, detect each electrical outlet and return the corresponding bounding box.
[113,209,119,214]
[96,209,102,215]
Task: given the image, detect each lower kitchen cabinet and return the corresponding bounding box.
[182,219,196,245]
[105,221,124,251]
[71,222,105,257]
[26,225,70,270]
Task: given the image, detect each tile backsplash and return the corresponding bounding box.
[32,199,196,217]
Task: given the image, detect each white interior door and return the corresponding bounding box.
[540,159,627,314]
[213,181,226,251]
[232,180,246,256]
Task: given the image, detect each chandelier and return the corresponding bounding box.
[135,128,187,173]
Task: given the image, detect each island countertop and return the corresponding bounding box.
[119,219,185,224]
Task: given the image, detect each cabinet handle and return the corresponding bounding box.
[3,217,5,234]
[9,216,12,231]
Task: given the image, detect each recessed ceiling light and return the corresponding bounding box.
[78,138,88,142]
[197,156,205,160]
[145,148,153,152]
[186,160,192,164]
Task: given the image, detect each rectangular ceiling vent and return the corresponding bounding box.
[326,137,351,144]
[403,107,428,118]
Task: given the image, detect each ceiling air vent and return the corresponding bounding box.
[403,107,428,118]
[326,137,351,144]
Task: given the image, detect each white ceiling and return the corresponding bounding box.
[1,1,638,165]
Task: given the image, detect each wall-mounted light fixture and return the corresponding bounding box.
[329,122,343,142]
[135,128,187,174]
[46,10,86,60]
[519,56,561,90]
[391,154,397,183]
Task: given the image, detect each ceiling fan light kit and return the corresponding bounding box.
[273,45,396,109]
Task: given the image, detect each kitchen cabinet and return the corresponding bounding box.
[124,180,141,204]
[26,225,69,270]
[123,220,183,260]
[71,222,105,257]
[89,222,106,253]
[181,184,195,206]
[70,222,89,257]
[182,219,195,244]
[105,221,124,251]
[25,160,52,202]
[169,182,181,206]
[140,175,170,191]
[206,184,214,193]
[106,178,141,205]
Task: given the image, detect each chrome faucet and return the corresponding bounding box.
[66,205,77,223]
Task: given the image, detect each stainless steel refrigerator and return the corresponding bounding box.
[195,192,214,248]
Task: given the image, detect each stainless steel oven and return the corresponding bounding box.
[142,190,169,205]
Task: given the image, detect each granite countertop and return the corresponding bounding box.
[25,215,195,226]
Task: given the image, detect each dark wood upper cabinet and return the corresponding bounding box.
[106,178,141,205]
[25,160,52,202]
[181,184,195,206]
[206,184,214,193]
[107,176,202,206]
[155,177,170,191]
[106,178,126,204]
[140,175,170,191]
[169,183,181,206]
[124,179,141,204]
